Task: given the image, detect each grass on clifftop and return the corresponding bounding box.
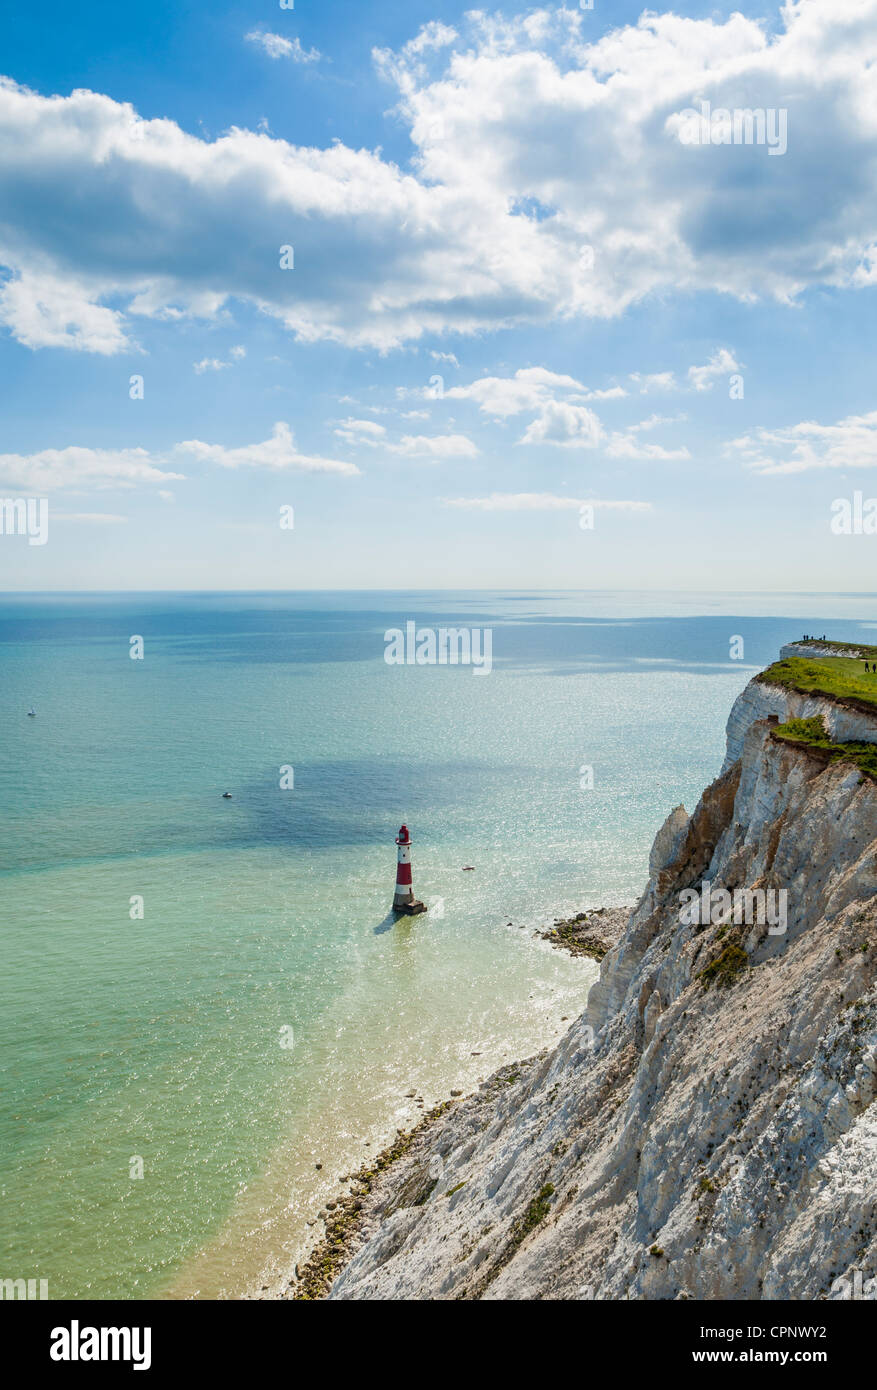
[759,657,877,711]
[772,716,877,779]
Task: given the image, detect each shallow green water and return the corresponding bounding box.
[3,590,872,1297]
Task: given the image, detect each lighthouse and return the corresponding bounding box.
[392,824,427,916]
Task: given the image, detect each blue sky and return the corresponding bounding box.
[1,0,877,590]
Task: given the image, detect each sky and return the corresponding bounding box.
[1,0,877,591]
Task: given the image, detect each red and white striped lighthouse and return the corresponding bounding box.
[393,824,427,915]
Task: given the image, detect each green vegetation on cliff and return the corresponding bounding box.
[759,657,877,711]
[699,938,749,989]
[772,715,877,780]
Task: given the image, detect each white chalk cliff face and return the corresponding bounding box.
[330,676,877,1300]
[722,670,877,774]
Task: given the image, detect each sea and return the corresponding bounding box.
[2,589,875,1298]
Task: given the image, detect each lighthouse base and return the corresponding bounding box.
[393,899,428,916]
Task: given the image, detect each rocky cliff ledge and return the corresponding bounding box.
[722,664,877,773]
[317,667,877,1301]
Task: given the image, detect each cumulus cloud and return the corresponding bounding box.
[388,433,479,458]
[729,411,877,475]
[687,348,741,391]
[0,445,183,491]
[245,32,320,63]
[0,271,130,354]
[176,421,360,474]
[605,434,690,461]
[0,423,359,490]
[442,492,650,512]
[630,372,678,394]
[438,363,690,453]
[519,400,602,448]
[628,413,687,432]
[2,3,877,353]
[394,20,458,62]
[333,418,387,446]
[446,367,622,418]
[329,418,475,456]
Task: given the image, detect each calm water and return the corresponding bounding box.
[2,590,875,1298]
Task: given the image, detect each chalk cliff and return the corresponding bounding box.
[722,669,877,774]
[325,671,877,1301]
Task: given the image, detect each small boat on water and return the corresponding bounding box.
[27,707,36,717]
[222,791,233,799]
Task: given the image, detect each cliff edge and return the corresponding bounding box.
[319,665,877,1301]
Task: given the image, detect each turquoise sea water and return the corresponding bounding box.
[2,590,876,1298]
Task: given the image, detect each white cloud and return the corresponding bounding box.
[0,423,360,491]
[687,348,741,392]
[584,386,627,401]
[519,400,602,448]
[605,435,690,461]
[0,271,130,354]
[388,433,479,458]
[396,20,458,61]
[245,32,320,63]
[176,422,360,475]
[446,367,620,418]
[629,372,678,394]
[729,411,877,475]
[0,445,183,491]
[195,345,247,372]
[628,413,687,432]
[445,364,657,451]
[3,3,877,352]
[333,418,387,446]
[442,492,650,512]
